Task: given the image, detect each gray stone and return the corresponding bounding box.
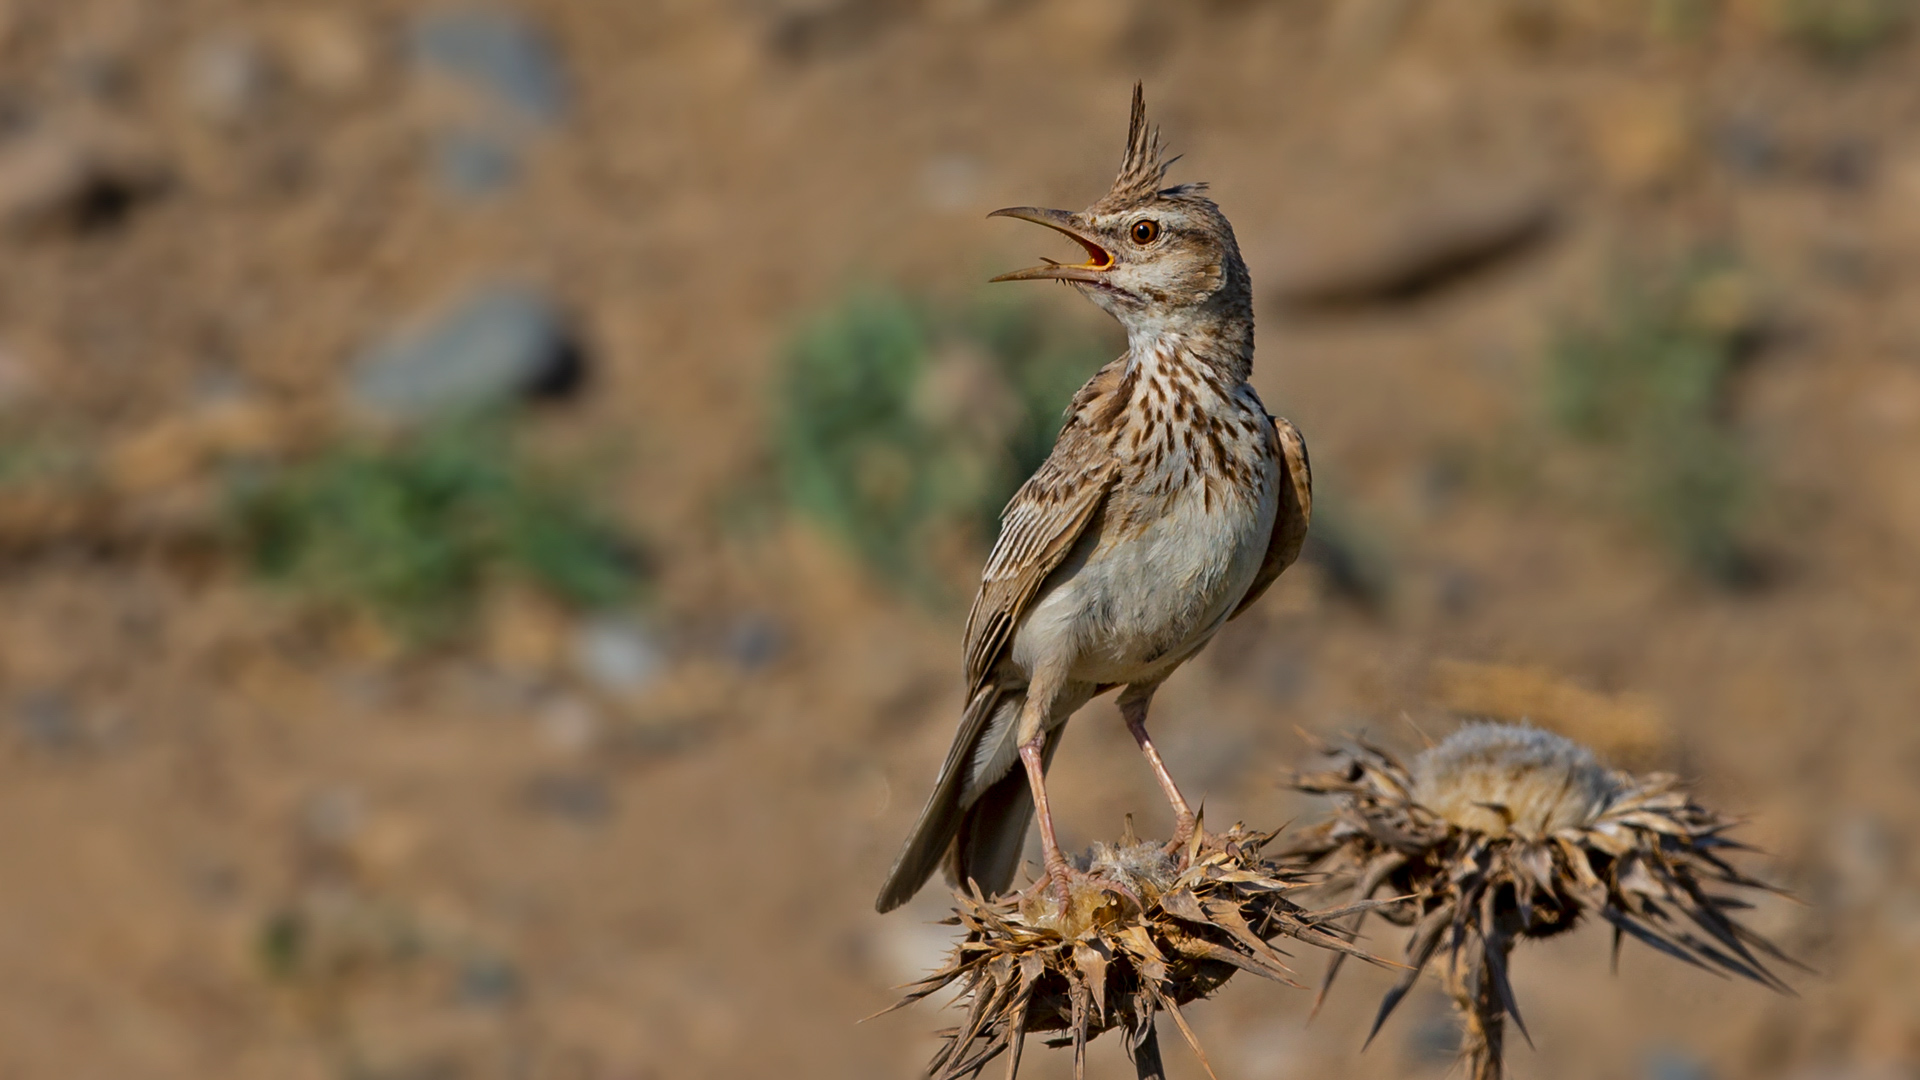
[456,953,522,1005]
[432,128,519,196]
[1709,117,1781,178]
[182,33,275,125]
[409,7,566,124]
[725,614,783,670]
[523,772,611,823]
[349,285,583,420]
[569,616,663,697]
[302,786,365,846]
[15,693,77,749]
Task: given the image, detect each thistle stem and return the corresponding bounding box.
[1446,944,1508,1080]
[1131,1021,1168,1080]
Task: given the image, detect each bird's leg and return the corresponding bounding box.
[1019,733,1075,906]
[1117,684,1196,852]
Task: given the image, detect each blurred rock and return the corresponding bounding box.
[181,32,276,125]
[456,953,522,1006]
[1264,178,1555,308]
[348,285,585,420]
[432,128,519,196]
[535,694,600,755]
[0,126,167,237]
[14,692,78,749]
[724,613,784,670]
[1814,139,1875,193]
[301,786,365,847]
[569,615,664,698]
[1710,116,1782,179]
[523,772,612,823]
[409,7,567,124]
[64,51,136,104]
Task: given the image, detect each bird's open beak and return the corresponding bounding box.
[987,207,1113,283]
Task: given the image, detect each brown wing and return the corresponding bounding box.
[1229,414,1312,621]
[962,447,1113,689]
[960,362,1126,689]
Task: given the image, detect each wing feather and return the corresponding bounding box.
[962,455,1112,687]
[960,361,1126,688]
[1229,414,1312,621]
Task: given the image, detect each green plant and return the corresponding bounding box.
[775,288,1109,596]
[234,416,639,638]
[1773,0,1911,64]
[1547,258,1762,583]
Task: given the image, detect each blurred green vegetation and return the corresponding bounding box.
[234,416,640,639]
[0,429,83,487]
[775,289,1108,596]
[1546,257,1764,585]
[1773,0,1911,64]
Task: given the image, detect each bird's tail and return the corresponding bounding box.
[943,726,1059,899]
[875,686,1050,913]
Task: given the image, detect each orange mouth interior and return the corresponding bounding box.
[1067,234,1113,270]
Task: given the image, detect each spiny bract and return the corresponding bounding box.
[886,824,1386,1080]
[1281,721,1802,1080]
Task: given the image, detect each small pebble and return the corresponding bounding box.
[409,7,567,124]
[570,616,664,697]
[182,32,275,125]
[15,692,78,749]
[432,128,520,196]
[524,772,612,823]
[348,284,585,420]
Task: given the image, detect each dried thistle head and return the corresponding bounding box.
[1282,721,1802,1080]
[886,823,1384,1080]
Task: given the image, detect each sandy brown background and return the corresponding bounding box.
[0,1,1916,1077]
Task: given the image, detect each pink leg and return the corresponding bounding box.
[1118,685,1196,847]
[1019,733,1074,904]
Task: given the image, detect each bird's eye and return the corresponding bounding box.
[1130,219,1160,245]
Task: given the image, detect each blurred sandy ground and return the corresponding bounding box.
[0,0,1916,1077]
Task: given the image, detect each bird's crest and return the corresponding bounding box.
[1097,83,1206,212]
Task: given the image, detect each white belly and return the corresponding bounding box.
[1011,464,1279,689]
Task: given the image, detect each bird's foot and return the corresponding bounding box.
[1015,855,1082,924]
[1018,856,1154,934]
[1163,810,1201,863]
[1041,853,1076,907]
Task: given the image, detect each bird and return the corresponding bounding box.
[875,84,1312,914]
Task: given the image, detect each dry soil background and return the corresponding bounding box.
[0,1,1918,1078]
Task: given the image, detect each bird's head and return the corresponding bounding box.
[990,84,1248,336]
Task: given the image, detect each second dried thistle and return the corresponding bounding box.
[1281,722,1802,1080]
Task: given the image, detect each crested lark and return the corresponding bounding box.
[876,85,1312,913]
